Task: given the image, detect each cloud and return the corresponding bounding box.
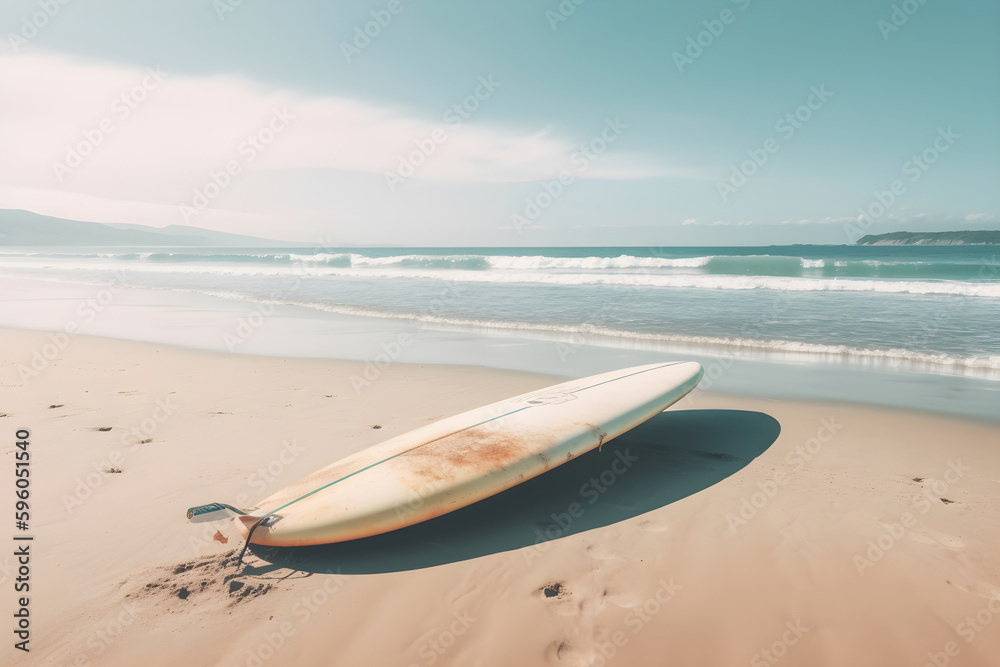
[0,51,683,229]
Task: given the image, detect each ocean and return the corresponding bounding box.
[2,244,998,382]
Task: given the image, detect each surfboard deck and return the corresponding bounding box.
[229,361,703,547]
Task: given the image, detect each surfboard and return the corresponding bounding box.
[188,361,703,548]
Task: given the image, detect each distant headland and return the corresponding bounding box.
[856,230,1000,246]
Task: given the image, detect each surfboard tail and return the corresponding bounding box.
[186,503,274,567]
[234,514,285,567]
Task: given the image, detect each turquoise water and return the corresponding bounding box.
[2,245,999,380]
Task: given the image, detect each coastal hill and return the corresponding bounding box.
[857,230,1000,245]
[0,209,298,247]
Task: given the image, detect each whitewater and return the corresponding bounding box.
[1,244,998,379]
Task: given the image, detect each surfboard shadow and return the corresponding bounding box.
[246,409,780,575]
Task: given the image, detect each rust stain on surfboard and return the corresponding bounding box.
[397,426,545,489]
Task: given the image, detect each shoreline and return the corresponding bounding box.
[10,321,1000,429]
[2,276,998,424]
[3,328,1000,665]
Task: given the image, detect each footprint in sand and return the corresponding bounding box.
[544,635,627,666]
[127,550,274,609]
[538,579,613,618]
[537,582,581,617]
[946,580,1000,599]
[536,576,628,665]
[544,640,589,665]
[637,518,670,533]
[541,582,566,598]
[603,588,644,609]
[584,543,624,562]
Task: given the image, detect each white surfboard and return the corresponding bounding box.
[188,361,703,548]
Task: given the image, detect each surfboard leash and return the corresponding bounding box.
[237,517,267,568]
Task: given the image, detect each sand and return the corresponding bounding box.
[1,327,999,667]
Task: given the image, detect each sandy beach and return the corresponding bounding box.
[3,0,998,663]
[0,0,1000,667]
[1,327,998,666]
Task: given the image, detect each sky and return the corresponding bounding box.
[1,0,998,246]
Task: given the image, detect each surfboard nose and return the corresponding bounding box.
[677,361,704,381]
[671,361,704,395]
